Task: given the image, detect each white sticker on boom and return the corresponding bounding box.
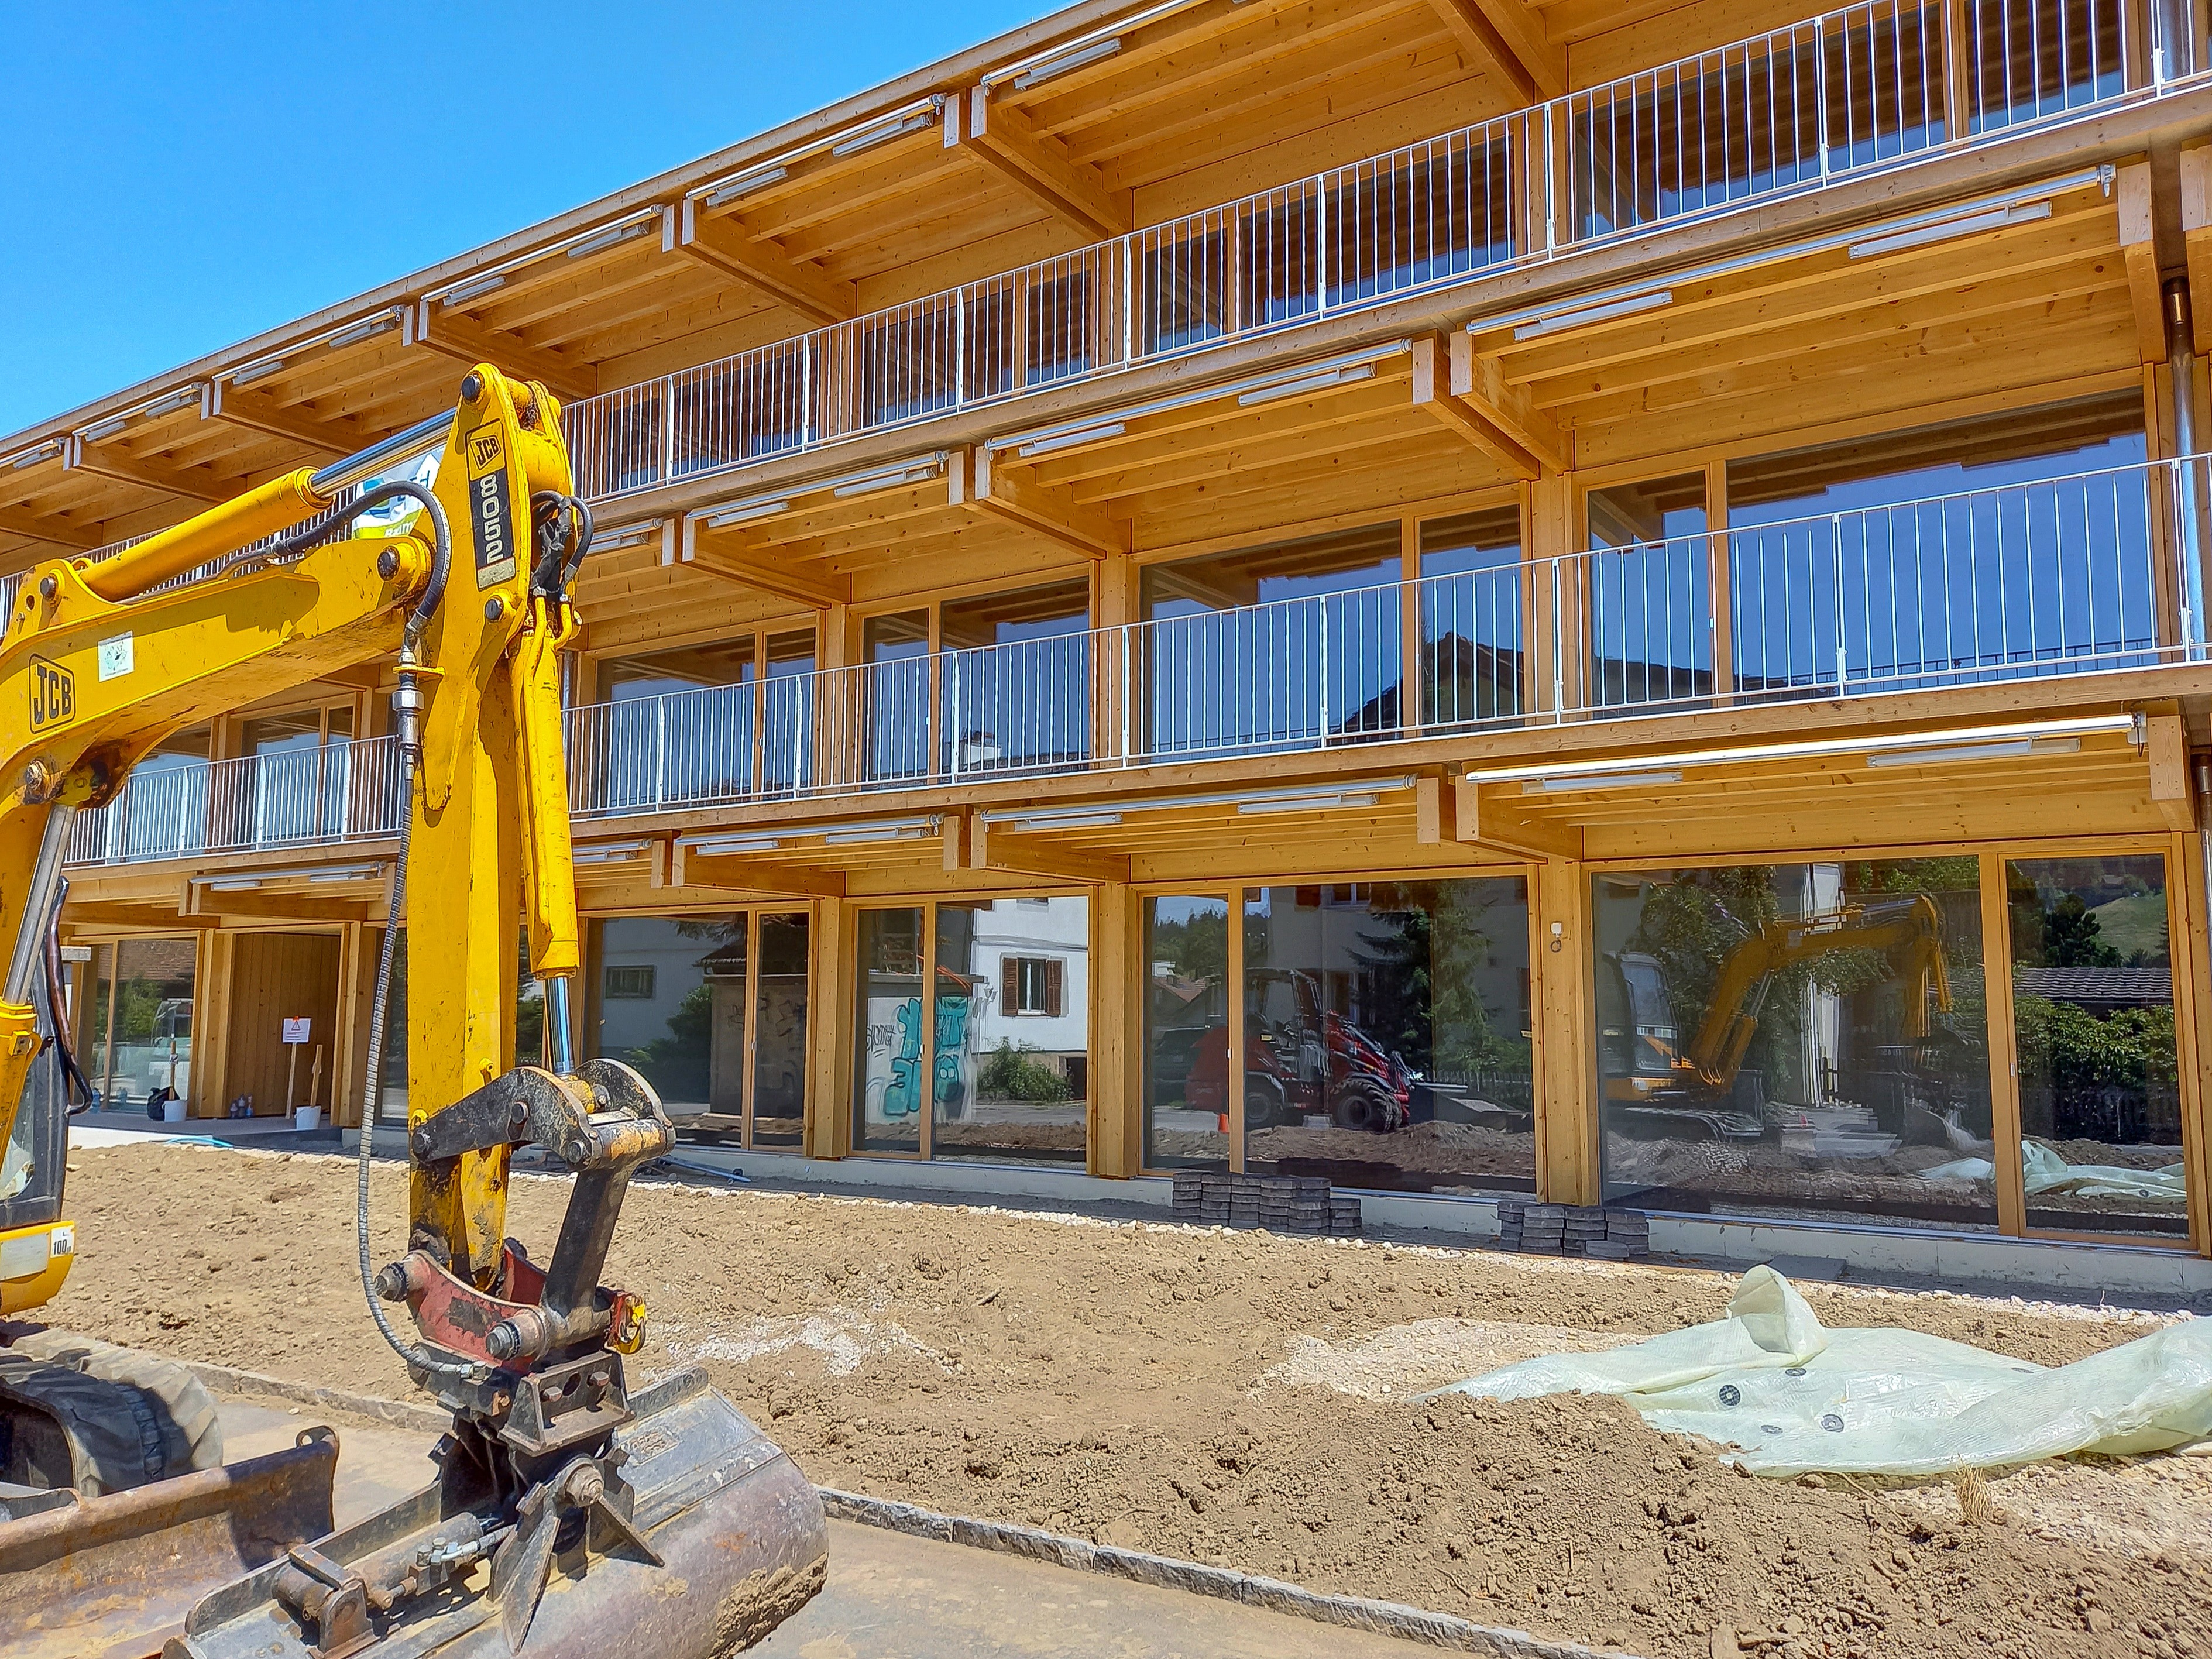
[97,633,134,682]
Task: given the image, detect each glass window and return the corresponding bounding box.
[592,916,746,1134]
[375,927,408,1125]
[1141,524,1402,758]
[588,642,759,813]
[940,581,1090,777]
[2007,856,2187,1239]
[853,908,926,1153]
[1145,896,1231,1170]
[89,936,198,1115]
[116,728,212,862]
[932,898,1090,1165]
[1585,474,1709,711]
[1420,506,1524,729]
[1726,394,2152,700]
[1593,859,1996,1232]
[1242,880,1533,1194]
[751,913,810,1148]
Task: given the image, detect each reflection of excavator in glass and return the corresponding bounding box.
[0,369,825,1656]
[1603,894,1953,1141]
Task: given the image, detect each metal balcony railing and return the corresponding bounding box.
[552,454,2204,817]
[564,0,2165,503]
[66,736,404,869]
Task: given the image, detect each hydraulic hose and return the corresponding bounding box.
[353,772,476,1383]
[347,485,478,1385]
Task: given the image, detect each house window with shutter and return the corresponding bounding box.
[1002,956,1064,1016]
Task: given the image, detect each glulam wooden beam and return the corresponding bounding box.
[672,197,858,327]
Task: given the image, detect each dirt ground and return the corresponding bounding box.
[41,1142,2212,1659]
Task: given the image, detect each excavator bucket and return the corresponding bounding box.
[0,1430,339,1659]
[163,1370,826,1659]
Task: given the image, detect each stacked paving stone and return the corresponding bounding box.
[1563,1205,1610,1255]
[1492,1200,1651,1259]
[1495,1197,1527,1249]
[1171,1172,1356,1235]
[1518,1204,1568,1253]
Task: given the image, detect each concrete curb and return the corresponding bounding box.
[187,1361,1636,1658]
[817,1487,1636,1659]
[185,1358,452,1435]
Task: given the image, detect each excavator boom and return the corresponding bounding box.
[0,369,825,1657]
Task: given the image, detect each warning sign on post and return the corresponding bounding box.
[282,1018,312,1045]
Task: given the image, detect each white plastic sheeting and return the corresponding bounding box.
[1919,1142,2188,1202]
[1433,1266,2212,1477]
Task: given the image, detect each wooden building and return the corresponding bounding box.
[11,0,2212,1279]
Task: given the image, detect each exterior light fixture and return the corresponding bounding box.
[1016,423,1126,458]
[700,499,791,531]
[1513,290,1673,341]
[80,415,130,443]
[1863,736,2080,767]
[1847,201,2050,260]
[1010,36,1122,90]
[329,312,400,350]
[229,358,286,387]
[441,274,508,306]
[1235,791,1380,814]
[830,109,936,158]
[703,166,789,208]
[1234,363,1376,407]
[567,219,657,260]
[1527,770,1684,792]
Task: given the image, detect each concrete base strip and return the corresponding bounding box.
[180,1361,1629,1659]
[817,1487,1630,1659]
[184,1359,453,1435]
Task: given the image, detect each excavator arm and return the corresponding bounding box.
[1682,892,1952,1094]
[0,368,826,1657]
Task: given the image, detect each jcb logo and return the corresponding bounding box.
[465,421,506,480]
[29,658,74,732]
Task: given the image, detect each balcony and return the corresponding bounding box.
[67,739,404,871]
[564,0,2169,506]
[61,452,2202,871]
[562,452,2204,817]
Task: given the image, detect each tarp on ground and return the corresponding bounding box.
[1432,1265,2212,1477]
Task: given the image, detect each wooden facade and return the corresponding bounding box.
[19,0,2212,1263]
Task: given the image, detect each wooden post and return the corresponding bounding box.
[284,1039,299,1114]
[1089,882,1133,1178]
[1705,458,1734,706]
[1534,858,1596,1205]
[807,900,850,1159]
[1226,887,1246,1174]
[1942,0,1971,142]
[2168,827,2212,1257]
[1091,551,1135,767]
[1977,849,2028,1237]
[741,909,762,1151]
[1400,513,1425,737]
[311,1045,324,1111]
[1526,470,1572,722]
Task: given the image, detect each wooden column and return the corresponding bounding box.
[1941,0,1971,141]
[1226,887,1247,1174]
[1977,849,2028,1237]
[191,930,233,1119]
[806,899,850,1159]
[332,920,378,1129]
[1525,470,1572,721]
[2169,826,2212,1257]
[1705,458,1733,705]
[1091,552,1136,765]
[1400,514,1425,737]
[1534,858,1596,1204]
[1088,881,1138,1178]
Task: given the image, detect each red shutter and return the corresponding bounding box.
[1044,958,1063,1018]
[1002,958,1021,1014]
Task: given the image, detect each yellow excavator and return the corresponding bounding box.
[1603,892,1952,1138]
[0,369,826,1657]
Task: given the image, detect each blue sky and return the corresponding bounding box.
[0,1,1046,437]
